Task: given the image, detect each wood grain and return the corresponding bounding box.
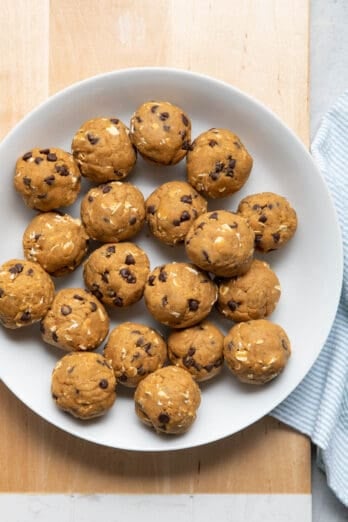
[0,0,310,494]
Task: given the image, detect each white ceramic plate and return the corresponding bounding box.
[0,68,343,451]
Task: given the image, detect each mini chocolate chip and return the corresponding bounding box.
[23,176,31,187]
[120,268,130,279]
[183,355,194,368]
[52,331,58,343]
[107,289,116,298]
[22,152,32,161]
[209,139,218,147]
[132,329,142,335]
[158,270,167,282]
[180,210,190,222]
[136,336,145,347]
[142,342,152,353]
[268,204,273,209]
[148,275,156,286]
[209,212,219,220]
[255,233,263,245]
[34,157,43,164]
[272,232,280,243]
[163,125,170,132]
[61,305,72,316]
[228,158,236,169]
[47,152,57,162]
[90,301,97,312]
[227,300,238,311]
[52,393,58,400]
[20,311,31,322]
[161,295,168,307]
[215,161,224,173]
[259,214,267,223]
[188,299,199,311]
[173,219,180,226]
[106,245,116,256]
[99,379,108,389]
[209,171,220,181]
[26,268,34,276]
[136,116,143,123]
[202,250,211,263]
[127,273,136,284]
[113,296,123,306]
[129,216,137,225]
[101,271,109,283]
[197,221,206,230]
[125,254,135,265]
[137,366,146,376]
[252,204,261,210]
[110,118,119,124]
[9,263,23,274]
[204,364,214,372]
[225,169,234,178]
[40,148,50,155]
[158,413,170,424]
[233,141,241,148]
[88,195,94,202]
[188,347,196,356]
[179,130,187,140]
[91,283,103,300]
[180,195,192,204]
[102,184,112,193]
[55,164,69,176]
[33,233,41,241]
[87,133,99,145]
[44,175,55,185]
[182,140,192,151]
[147,205,156,214]
[73,294,84,301]
[159,112,169,121]
[181,114,189,126]
[150,105,159,113]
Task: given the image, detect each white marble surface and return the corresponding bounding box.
[311,0,348,519]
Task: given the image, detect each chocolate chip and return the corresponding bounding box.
[150,105,159,113]
[147,205,156,215]
[129,216,137,225]
[259,214,267,223]
[136,336,145,347]
[113,296,123,306]
[225,169,234,178]
[268,204,273,209]
[272,232,280,243]
[52,393,58,400]
[44,175,55,185]
[183,355,194,368]
[127,273,136,284]
[229,222,238,228]
[188,299,199,311]
[132,330,142,335]
[202,250,211,263]
[158,270,167,282]
[88,195,94,202]
[227,300,238,311]
[252,204,261,211]
[118,373,127,382]
[34,157,43,164]
[209,139,218,147]
[47,153,57,162]
[99,379,108,389]
[181,114,189,126]
[55,164,69,176]
[161,295,168,307]
[180,195,192,204]
[9,263,23,275]
[101,270,109,283]
[136,116,143,123]
[209,212,218,220]
[106,289,116,298]
[137,366,146,376]
[102,184,112,193]
[142,342,152,353]
[61,305,72,316]
[209,171,220,181]
[20,311,31,322]
[73,294,84,301]
[197,221,206,230]
[188,347,196,356]
[26,268,34,276]
[158,413,170,424]
[148,275,156,286]
[125,254,135,265]
[120,268,131,279]
[179,130,187,140]
[163,125,170,132]
[106,245,116,256]
[91,283,103,300]
[52,331,58,343]
[110,118,119,124]
[87,133,99,145]
[23,176,31,187]
[255,234,263,245]
[228,158,236,169]
[180,210,190,222]
[39,149,50,155]
[204,364,214,372]
[182,140,192,151]
[172,219,180,226]
[159,112,169,121]
[89,301,97,313]
[22,152,32,161]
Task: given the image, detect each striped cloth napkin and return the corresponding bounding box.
[271,91,348,506]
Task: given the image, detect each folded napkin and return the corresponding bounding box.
[271,91,348,506]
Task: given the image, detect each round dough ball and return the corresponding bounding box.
[41,288,109,352]
[14,147,81,211]
[186,128,253,198]
[130,100,191,165]
[237,192,298,252]
[144,262,217,328]
[22,212,89,277]
[185,210,255,277]
[0,259,54,329]
[80,181,145,243]
[145,181,207,245]
[223,319,291,384]
[104,322,167,387]
[168,321,224,382]
[217,259,281,322]
[134,366,201,434]
[51,351,116,419]
[83,242,150,308]
[71,117,136,183]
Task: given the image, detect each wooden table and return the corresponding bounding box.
[0,0,310,495]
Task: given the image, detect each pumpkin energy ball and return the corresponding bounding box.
[130,100,192,165]
[14,147,81,211]
[168,321,224,382]
[0,259,54,329]
[217,259,281,322]
[41,288,109,352]
[80,181,145,243]
[22,211,89,277]
[51,351,116,419]
[104,322,167,387]
[186,128,253,198]
[83,242,150,308]
[144,262,217,329]
[185,210,255,277]
[134,366,201,434]
[145,180,207,245]
[237,192,298,252]
[72,117,136,183]
[223,319,291,384]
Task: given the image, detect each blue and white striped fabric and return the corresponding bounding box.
[271,91,348,506]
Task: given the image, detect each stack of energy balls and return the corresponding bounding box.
[0,100,297,436]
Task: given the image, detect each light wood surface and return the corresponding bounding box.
[0,0,310,494]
